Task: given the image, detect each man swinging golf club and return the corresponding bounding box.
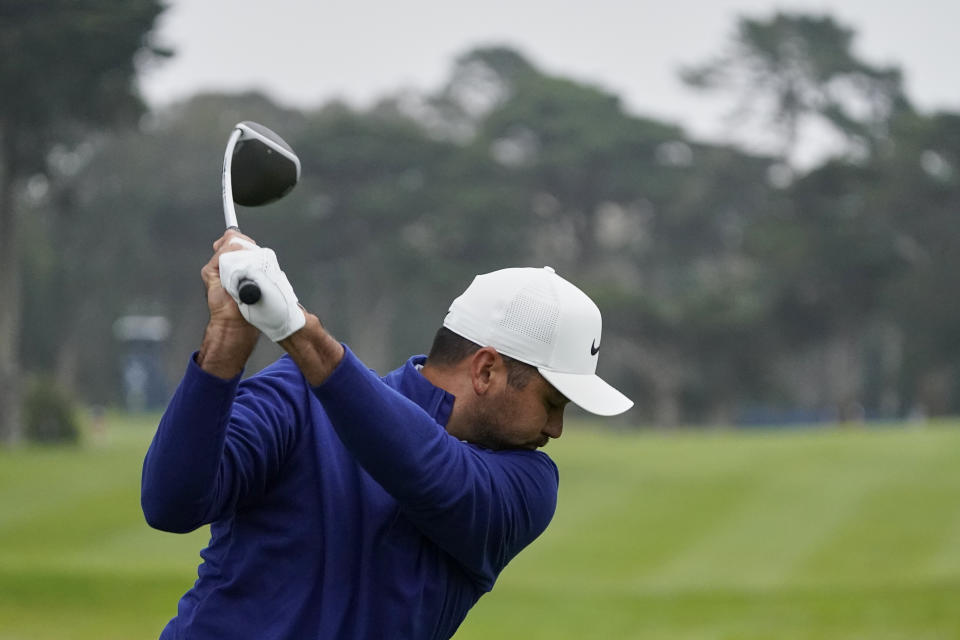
[141,125,632,639]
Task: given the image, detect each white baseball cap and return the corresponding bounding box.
[443,266,633,416]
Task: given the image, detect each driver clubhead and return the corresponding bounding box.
[231,121,301,207]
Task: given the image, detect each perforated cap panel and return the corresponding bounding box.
[500,290,559,344]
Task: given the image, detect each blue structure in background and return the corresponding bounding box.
[113,315,170,412]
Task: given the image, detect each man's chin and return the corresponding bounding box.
[524,437,549,450]
[466,433,533,452]
[463,418,542,451]
[493,438,548,452]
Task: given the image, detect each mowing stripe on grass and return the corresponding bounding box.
[4,418,960,639]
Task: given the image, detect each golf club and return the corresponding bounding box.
[221,121,301,304]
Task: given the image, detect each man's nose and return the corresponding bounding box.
[544,409,564,439]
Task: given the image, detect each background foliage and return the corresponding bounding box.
[2,9,960,435]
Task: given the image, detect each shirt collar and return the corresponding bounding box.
[382,354,455,427]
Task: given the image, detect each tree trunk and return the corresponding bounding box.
[348,287,396,374]
[611,336,689,429]
[652,379,682,429]
[0,141,22,444]
[823,327,863,422]
[54,327,81,391]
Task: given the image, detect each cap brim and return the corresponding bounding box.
[538,369,634,417]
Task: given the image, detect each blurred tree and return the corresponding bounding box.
[749,160,910,418]
[24,90,533,391]
[441,47,782,425]
[737,109,959,421]
[13,21,959,428]
[682,11,910,162]
[290,99,533,370]
[21,92,305,402]
[873,111,960,416]
[441,47,686,267]
[0,0,168,442]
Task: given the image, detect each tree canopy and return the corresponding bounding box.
[0,0,168,442]
[7,9,960,433]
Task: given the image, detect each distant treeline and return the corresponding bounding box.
[9,11,960,428]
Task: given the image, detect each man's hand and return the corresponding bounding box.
[198,229,343,385]
[218,238,306,342]
[196,231,262,379]
[203,232,258,326]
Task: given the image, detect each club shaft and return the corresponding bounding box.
[222,127,242,230]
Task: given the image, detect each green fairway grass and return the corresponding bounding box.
[0,414,208,639]
[455,423,960,639]
[2,415,959,639]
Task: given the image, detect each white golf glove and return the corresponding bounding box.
[219,238,306,342]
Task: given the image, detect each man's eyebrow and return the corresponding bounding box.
[547,386,568,405]
[538,374,568,404]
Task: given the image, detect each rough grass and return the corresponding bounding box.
[1,414,959,639]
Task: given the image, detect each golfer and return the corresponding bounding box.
[142,230,632,639]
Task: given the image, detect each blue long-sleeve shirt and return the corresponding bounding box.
[141,345,559,639]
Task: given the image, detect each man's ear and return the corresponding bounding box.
[469,347,501,396]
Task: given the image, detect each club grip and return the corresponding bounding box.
[238,278,261,304]
[224,225,261,304]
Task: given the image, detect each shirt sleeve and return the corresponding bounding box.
[140,354,308,533]
[312,346,559,590]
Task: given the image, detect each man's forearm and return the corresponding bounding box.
[197,321,259,379]
[278,312,345,386]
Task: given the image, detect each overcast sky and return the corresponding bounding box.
[140,0,959,160]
